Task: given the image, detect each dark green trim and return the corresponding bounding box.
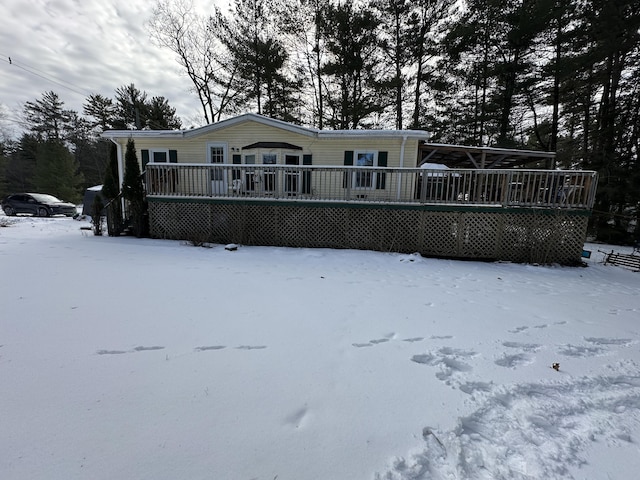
[376,151,387,189]
[141,149,150,169]
[302,154,312,193]
[232,154,242,180]
[146,196,593,216]
[343,151,353,188]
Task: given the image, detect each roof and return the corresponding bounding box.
[101,113,431,141]
[242,141,302,150]
[419,143,556,169]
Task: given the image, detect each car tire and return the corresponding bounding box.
[3,206,16,216]
[37,207,49,217]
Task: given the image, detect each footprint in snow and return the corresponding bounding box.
[285,406,309,429]
[353,332,396,347]
[377,375,640,479]
[133,346,165,352]
[584,337,634,346]
[557,344,607,357]
[459,381,494,395]
[495,352,533,368]
[411,347,478,386]
[509,326,529,333]
[96,346,165,355]
[502,341,542,352]
[402,337,424,343]
[195,345,226,351]
[352,343,374,348]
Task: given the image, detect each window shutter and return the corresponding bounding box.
[343,150,354,188]
[376,151,388,189]
[232,154,242,180]
[168,150,179,185]
[302,154,312,194]
[141,149,150,169]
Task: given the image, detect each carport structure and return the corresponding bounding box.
[419,143,556,169]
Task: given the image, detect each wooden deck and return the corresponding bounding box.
[144,164,598,211]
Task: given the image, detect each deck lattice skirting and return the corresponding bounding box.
[148,198,589,265]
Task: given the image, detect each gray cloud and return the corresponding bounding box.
[0,0,212,132]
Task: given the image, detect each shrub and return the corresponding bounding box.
[91,194,104,236]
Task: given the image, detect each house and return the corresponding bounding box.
[102,113,431,201]
[101,113,598,265]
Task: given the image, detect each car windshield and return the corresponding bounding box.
[30,194,64,203]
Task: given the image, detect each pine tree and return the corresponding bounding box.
[147,96,182,129]
[102,142,120,200]
[23,91,74,141]
[211,0,301,120]
[121,138,147,237]
[33,140,84,202]
[320,2,390,129]
[83,94,117,133]
[113,84,149,130]
[91,193,104,236]
[102,142,122,236]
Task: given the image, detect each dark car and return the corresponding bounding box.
[1,193,77,217]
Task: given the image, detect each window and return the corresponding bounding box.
[262,154,277,192]
[244,154,256,191]
[285,154,300,194]
[262,153,277,164]
[205,143,228,194]
[150,149,169,163]
[354,151,376,189]
[208,144,226,181]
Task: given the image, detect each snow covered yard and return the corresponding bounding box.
[1,213,639,480]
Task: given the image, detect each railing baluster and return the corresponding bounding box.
[143,163,597,210]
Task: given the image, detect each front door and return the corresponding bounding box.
[208,144,227,195]
[285,155,300,195]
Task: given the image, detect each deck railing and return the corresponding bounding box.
[144,163,598,210]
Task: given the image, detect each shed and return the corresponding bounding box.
[82,185,107,216]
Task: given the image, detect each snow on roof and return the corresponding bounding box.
[101,113,431,141]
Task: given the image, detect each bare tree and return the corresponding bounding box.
[147,0,238,124]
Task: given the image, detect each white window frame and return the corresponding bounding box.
[261,153,278,192]
[206,142,228,189]
[150,148,170,163]
[262,153,277,165]
[353,150,378,189]
[206,142,228,164]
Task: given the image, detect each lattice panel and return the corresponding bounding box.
[148,200,589,265]
[458,213,501,259]
[497,212,587,264]
[421,212,459,256]
[380,210,422,253]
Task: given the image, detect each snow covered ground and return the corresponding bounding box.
[1,213,639,480]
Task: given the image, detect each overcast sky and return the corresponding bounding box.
[0,0,223,136]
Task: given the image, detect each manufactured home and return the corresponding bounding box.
[102,113,598,264]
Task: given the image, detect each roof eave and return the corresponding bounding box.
[319,130,430,140]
